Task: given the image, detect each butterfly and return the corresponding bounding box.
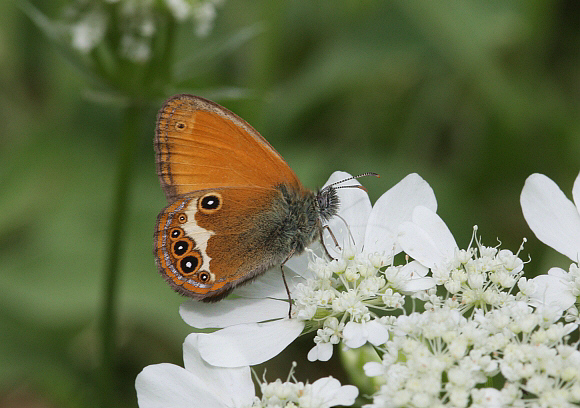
[153,94,375,306]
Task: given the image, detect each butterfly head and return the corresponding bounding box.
[316,186,340,221]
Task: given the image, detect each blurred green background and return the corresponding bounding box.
[1,0,579,406]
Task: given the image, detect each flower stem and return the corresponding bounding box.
[99,101,142,406]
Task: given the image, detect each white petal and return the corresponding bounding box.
[529,268,575,313]
[322,171,372,258]
[412,206,457,255]
[232,266,300,300]
[400,276,436,293]
[363,361,384,377]
[136,363,226,408]
[179,297,289,329]
[364,173,437,255]
[366,320,390,346]
[572,171,580,211]
[307,342,334,362]
[286,241,325,280]
[342,321,367,348]
[472,388,502,408]
[401,260,430,278]
[182,334,254,407]
[398,262,436,292]
[197,318,304,367]
[548,267,568,279]
[398,206,457,269]
[521,173,580,261]
[398,222,440,269]
[311,377,359,406]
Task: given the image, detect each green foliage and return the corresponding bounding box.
[1,0,579,406]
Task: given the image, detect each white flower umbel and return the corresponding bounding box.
[64,0,223,62]
[360,178,580,407]
[521,172,580,317]
[399,206,526,312]
[253,363,358,408]
[363,302,580,408]
[136,335,358,408]
[292,173,438,361]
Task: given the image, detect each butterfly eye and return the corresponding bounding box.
[198,193,222,214]
[169,227,183,239]
[177,213,187,223]
[179,254,201,276]
[173,240,189,257]
[175,121,187,131]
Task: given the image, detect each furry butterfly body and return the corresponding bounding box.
[154,95,339,301]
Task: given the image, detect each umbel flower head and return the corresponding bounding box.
[361,187,580,407]
[63,0,224,62]
[21,0,243,101]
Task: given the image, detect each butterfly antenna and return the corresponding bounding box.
[323,172,380,191]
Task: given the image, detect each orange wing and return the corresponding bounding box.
[154,187,304,300]
[155,94,302,201]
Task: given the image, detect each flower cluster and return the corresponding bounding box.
[63,0,223,62]
[364,301,580,407]
[136,170,580,407]
[251,370,358,408]
[295,250,428,362]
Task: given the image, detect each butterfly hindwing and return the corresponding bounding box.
[154,186,301,300]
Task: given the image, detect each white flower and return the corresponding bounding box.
[398,205,458,273]
[136,334,254,407]
[136,335,358,408]
[342,319,390,349]
[65,0,223,63]
[258,376,358,408]
[527,267,576,317]
[470,388,503,408]
[521,172,580,315]
[193,1,218,36]
[399,207,525,311]
[521,172,580,262]
[364,299,580,408]
[71,9,107,53]
[165,0,192,21]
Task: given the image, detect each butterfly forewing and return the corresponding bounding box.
[155,94,302,201]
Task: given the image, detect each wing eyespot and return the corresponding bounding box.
[198,192,223,214]
[169,227,183,239]
[175,121,187,131]
[178,253,202,276]
[177,213,188,223]
[199,271,211,283]
[173,240,190,257]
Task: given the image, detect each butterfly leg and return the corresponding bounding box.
[320,225,340,261]
[280,249,296,319]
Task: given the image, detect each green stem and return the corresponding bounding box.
[99,101,142,407]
